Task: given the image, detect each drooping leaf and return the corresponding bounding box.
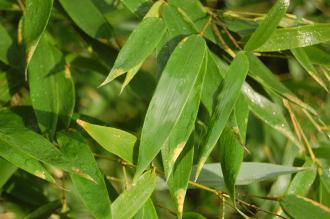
[219,128,244,203]
[242,83,299,146]
[196,51,249,179]
[247,53,317,115]
[59,0,112,42]
[234,94,249,144]
[29,37,75,137]
[244,0,290,51]
[100,17,166,87]
[0,158,17,188]
[135,35,206,178]
[57,130,112,219]
[255,23,330,52]
[162,51,207,179]
[112,170,156,219]
[286,159,317,196]
[167,138,194,219]
[281,194,330,219]
[304,46,330,67]
[22,0,53,66]
[0,139,55,183]
[291,47,328,91]
[134,199,158,219]
[76,119,136,164]
[192,162,303,189]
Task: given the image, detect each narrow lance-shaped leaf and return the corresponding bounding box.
[22,0,53,67]
[162,51,207,179]
[219,128,244,204]
[286,159,317,196]
[0,158,17,188]
[234,94,249,144]
[122,0,152,17]
[242,83,300,146]
[0,139,55,183]
[77,119,136,164]
[0,22,13,65]
[25,200,61,219]
[100,17,166,87]
[29,37,75,137]
[244,0,290,51]
[256,23,330,52]
[59,0,112,42]
[281,194,330,219]
[167,138,194,219]
[57,130,112,219]
[291,47,328,91]
[134,199,158,219]
[112,170,156,219]
[135,35,206,179]
[192,162,304,189]
[195,51,249,179]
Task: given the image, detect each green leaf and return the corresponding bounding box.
[234,94,249,144]
[0,22,13,65]
[242,83,299,146]
[25,200,61,219]
[0,139,55,183]
[77,119,136,164]
[0,122,92,180]
[244,0,290,51]
[314,147,330,161]
[281,194,330,219]
[286,159,317,196]
[112,170,156,219]
[167,138,194,218]
[304,46,330,67]
[29,37,75,137]
[134,199,158,219]
[196,51,249,179]
[122,0,152,17]
[291,47,328,91]
[219,128,244,203]
[59,0,112,41]
[255,23,330,52]
[162,51,207,179]
[0,0,20,11]
[100,17,166,87]
[183,212,206,219]
[135,35,206,178]
[57,130,112,219]
[0,158,17,188]
[192,162,303,189]
[247,53,317,115]
[22,0,53,66]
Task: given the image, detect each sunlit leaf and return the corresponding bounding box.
[76,119,136,164]
[122,0,152,17]
[134,199,158,219]
[112,170,156,219]
[234,94,249,144]
[135,35,206,178]
[196,51,249,179]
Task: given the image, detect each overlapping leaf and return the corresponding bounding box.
[135,35,206,178]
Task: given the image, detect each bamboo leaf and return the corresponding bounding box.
[234,94,249,144]
[0,22,13,65]
[22,0,53,66]
[244,0,290,51]
[196,52,249,179]
[0,139,55,183]
[100,17,166,87]
[183,212,206,219]
[281,194,330,219]
[135,35,206,178]
[286,159,317,196]
[219,128,244,203]
[112,170,156,219]
[256,23,330,52]
[25,200,61,219]
[0,158,17,188]
[291,47,328,91]
[134,199,158,219]
[57,130,112,219]
[192,162,303,189]
[122,0,152,17]
[167,138,194,218]
[59,0,112,42]
[76,119,136,164]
